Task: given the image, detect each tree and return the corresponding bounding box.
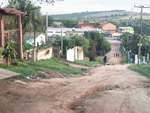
[2,42,17,66]
[122,33,150,56]
[43,16,54,28]
[62,19,77,28]
[7,0,43,36]
[88,41,97,61]
[84,31,111,56]
[69,35,89,55]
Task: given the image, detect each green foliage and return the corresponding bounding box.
[7,0,43,35]
[23,43,33,51]
[29,58,85,74]
[68,35,90,55]
[52,10,127,21]
[0,63,37,77]
[121,56,127,64]
[74,60,99,67]
[62,19,77,28]
[88,41,97,61]
[95,57,104,63]
[84,31,111,60]
[121,33,150,56]
[129,65,150,78]
[43,16,54,28]
[0,58,85,77]
[52,35,89,55]
[2,42,17,66]
[45,50,50,55]
[0,48,2,57]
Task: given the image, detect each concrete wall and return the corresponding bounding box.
[24,47,53,61]
[37,47,53,60]
[66,46,84,62]
[78,49,84,60]
[67,47,75,62]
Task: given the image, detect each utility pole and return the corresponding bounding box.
[46,12,48,42]
[134,5,150,65]
[61,25,63,56]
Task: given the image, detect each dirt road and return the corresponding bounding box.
[0,39,150,113]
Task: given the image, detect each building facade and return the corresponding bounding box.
[118,27,134,34]
[101,23,117,32]
[47,27,102,37]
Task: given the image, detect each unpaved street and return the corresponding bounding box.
[0,39,150,113]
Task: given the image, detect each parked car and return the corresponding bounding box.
[113,36,121,40]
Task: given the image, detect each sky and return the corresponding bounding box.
[1,0,150,15]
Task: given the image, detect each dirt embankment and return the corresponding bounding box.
[0,39,150,113]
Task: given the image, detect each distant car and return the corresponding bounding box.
[113,36,121,40]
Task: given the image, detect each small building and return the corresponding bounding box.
[24,32,46,47]
[118,27,134,34]
[101,23,117,32]
[66,46,84,62]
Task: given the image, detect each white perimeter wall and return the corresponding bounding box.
[67,46,84,62]
[37,47,53,60]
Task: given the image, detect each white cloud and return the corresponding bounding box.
[1,0,150,14]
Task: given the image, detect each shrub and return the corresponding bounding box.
[2,42,17,66]
[0,48,2,57]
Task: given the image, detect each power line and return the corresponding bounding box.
[134,5,150,65]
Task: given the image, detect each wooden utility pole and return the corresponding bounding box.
[46,12,48,42]
[134,5,150,65]
[33,12,36,61]
[61,25,63,56]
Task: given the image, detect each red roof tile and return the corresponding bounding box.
[77,46,82,50]
[0,8,26,15]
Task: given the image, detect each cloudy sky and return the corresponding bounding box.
[1,0,150,15]
[39,0,150,15]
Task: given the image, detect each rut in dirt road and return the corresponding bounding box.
[0,39,150,113]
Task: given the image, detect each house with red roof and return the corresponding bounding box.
[100,23,117,32]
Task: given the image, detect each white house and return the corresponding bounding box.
[118,27,134,34]
[24,32,46,47]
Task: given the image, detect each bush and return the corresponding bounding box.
[0,48,2,57]
[23,43,32,51]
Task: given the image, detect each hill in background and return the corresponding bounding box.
[50,10,150,22]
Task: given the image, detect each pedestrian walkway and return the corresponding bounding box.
[0,68,19,80]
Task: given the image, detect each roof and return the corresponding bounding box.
[101,23,116,27]
[78,22,85,25]
[77,46,82,50]
[0,8,26,15]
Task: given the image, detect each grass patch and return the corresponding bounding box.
[121,56,127,64]
[129,65,150,78]
[74,57,103,67]
[0,58,85,77]
[119,44,127,64]
[0,63,37,77]
[30,58,85,74]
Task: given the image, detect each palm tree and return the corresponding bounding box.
[2,42,17,66]
[7,0,43,38]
